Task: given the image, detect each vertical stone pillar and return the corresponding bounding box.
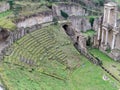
[103,8,106,23]
[97,27,100,40]
[114,7,117,27]
[111,33,116,49]
[105,30,108,45]
[101,29,104,43]
[107,9,110,23]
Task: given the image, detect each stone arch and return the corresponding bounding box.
[0,28,9,42]
[62,24,75,36]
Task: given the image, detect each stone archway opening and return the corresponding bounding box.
[0,28,9,42]
[0,28,9,52]
[62,24,75,36]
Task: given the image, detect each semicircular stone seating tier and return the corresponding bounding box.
[3,27,68,78]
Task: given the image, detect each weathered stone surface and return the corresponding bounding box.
[110,49,120,61]
[52,3,85,16]
[93,18,99,31]
[69,16,91,32]
[16,11,53,28]
[0,2,10,13]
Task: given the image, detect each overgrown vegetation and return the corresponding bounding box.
[60,10,69,19]
[82,29,96,37]
[89,16,95,27]
[0,18,16,30]
[0,25,119,90]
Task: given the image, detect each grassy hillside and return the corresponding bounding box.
[89,48,120,82]
[0,24,119,90]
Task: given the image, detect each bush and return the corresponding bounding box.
[7,0,14,9]
[53,17,58,25]
[60,10,69,19]
[86,36,91,46]
[89,17,94,27]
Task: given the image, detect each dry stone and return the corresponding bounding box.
[52,3,85,16]
[0,2,10,13]
[69,16,91,32]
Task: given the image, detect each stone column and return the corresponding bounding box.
[103,8,106,23]
[114,8,117,27]
[97,27,101,40]
[111,33,116,49]
[105,30,108,45]
[101,29,104,43]
[107,9,110,23]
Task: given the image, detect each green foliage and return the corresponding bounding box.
[86,36,91,46]
[53,17,58,25]
[7,0,15,9]
[60,10,69,19]
[0,10,12,18]
[13,4,22,18]
[0,18,17,30]
[89,16,95,27]
[82,29,96,37]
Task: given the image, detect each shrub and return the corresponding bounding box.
[89,17,94,27]
[60,10,69,19]
[86,36,91,46]
[7,0,14,9]
[53,17,58,25]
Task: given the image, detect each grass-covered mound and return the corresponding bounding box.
[0,25,119,90]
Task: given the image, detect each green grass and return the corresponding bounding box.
[0,25,119,90]
[0,18,17,30]
[0,10,16,30]
[0,10,12,18]
[82,29,96,37]
[89,48,120,82]
[0,55,119,90]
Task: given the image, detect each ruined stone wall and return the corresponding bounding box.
[0,22,54,61]
[69,16,91,32]
[107,30,113,49]
[93,18,99,31]
[16,11,53,28]
[52,3,85,16]
[8,22,53,45]
[115,34,120,50]
[0,2,10,13]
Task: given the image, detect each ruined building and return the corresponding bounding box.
[96,2,120,61]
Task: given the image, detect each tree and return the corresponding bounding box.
[7,0,14,9]
[89,17,94,27]
[13,4,22,18]
[60,10,69,19]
